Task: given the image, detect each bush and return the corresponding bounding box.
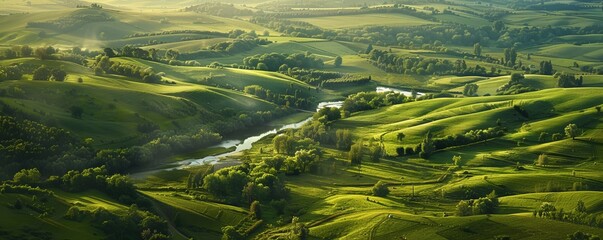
[372,181,389,197]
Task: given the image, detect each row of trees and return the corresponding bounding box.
[534,201,603,229]
[243,85,313,109]
[367,49,495,76]
[397,127,505,158]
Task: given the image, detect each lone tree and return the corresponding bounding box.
[334,56,342,67]
[564,123,580,140]
[349,142,363,165]
[419,131,435,159]
[473,43,482,57]
[463,83,479,96]
[396,132,405,142]
[365,44,373,54]
[372,181,389,197]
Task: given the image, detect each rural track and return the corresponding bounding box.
[368,214,389,240]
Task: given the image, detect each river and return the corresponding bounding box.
[138,86,423,174]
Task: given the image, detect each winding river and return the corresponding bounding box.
[139,86,423,174]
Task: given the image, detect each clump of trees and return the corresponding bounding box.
[496,73,538,95]
[367,49,494,76]
[243,52,324,71]
[557,73,583,88]
[341,91,411,113]
[463,83,479,96]
[284,69,370,88]
[372,181,389,197]
[399,127,505,158]
[243,85,313,109]
[533,201,603,229]
[0,65,24,81]
[456,190,499,216]
[92,55,162,83]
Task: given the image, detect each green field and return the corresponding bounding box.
[289,13,438,29]
[1,1,603,239]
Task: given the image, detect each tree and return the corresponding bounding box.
[336,129,353,150]
[334,56,342,67]
[4,48,18,59]
[463,83,479,96]
[290,217,309,240]
[372,181,389,197]
[456,200,472,216]
[32,65,51,80]
[20,45,33,57]
[34,47,50,60]
[349,142,363,165]
[256,62,268,70]
[13,168,41,185]
[510,72,524,84]
[396,132,405,142]
[452,155,461,166]
[164,49,179,60]
[536,153,548,166]
[575,200,587,213]
[221,226,242,240]
[365,44,373,54]
[567,231,600,240]
[419,131,435,159]
[473,43,482,57]
[103,48,116,57]
[539,60,553,75]
[250,200,262,219]
[51,68,67,81]
[504,47,517,66]
[564,123,580,140]
[278,64,289,73]
[369,143,383,162]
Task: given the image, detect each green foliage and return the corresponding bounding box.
[539,60,554,75]
[221,225,242,240]
[463,83,479,96]
[13,168,41,185]
[32,65,51,80]
[372,181,389,197]
[243,52,324,71]
[565,123,580,140]
[567,231,601,240]
[348,142,363,165]
[420,131,435,159]
[557,74,583,88]
[473,43,482,57]
[250,200,262,219]
[456,190,499,216]
[335,129,353,150]
[0,65,24,81]
[334,56,342,67]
